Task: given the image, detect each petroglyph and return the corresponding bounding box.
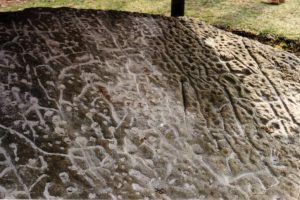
[0,8,300,199]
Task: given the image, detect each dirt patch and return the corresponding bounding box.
[0,0,28,8]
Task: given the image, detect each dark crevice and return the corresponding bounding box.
[180,77,188,114]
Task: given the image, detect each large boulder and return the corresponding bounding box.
[0,8,299,199]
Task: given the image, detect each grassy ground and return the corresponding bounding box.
[0,0,171,14]
[186,0,300,40]
[0,0,299,40]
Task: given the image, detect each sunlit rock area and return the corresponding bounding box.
[0,7,300,199]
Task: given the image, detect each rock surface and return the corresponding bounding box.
[0,8,300,199]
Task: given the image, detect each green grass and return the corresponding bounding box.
[1,0,300,40]
[186,0,300,40]
[0,0,171,14]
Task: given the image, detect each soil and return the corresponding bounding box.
[0,0,27,7]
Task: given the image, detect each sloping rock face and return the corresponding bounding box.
[0,8,300,199]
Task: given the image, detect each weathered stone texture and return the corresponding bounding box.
[0,8,299,199]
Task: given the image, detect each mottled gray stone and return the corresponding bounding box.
[0,7,299,199]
